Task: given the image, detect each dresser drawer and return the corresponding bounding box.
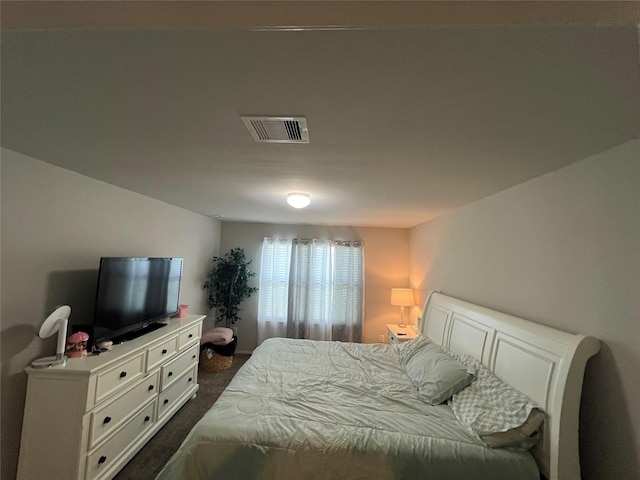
[178,324,201,349]
[161,343,199,391]
[89,371,159,449]
[147,336,179,371]
[95,353,145,404]
[158,366,198,420]
[85,401,156,480]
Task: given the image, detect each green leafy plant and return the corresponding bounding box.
[203,248,258,328]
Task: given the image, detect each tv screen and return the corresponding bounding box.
[92,257,183,344]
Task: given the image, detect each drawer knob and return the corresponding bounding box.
[188,377,193,382]
[162,349,168,354]
[144,415,150,422]
[163,399,169,405]
[188,334,193,338]
[103,416,111,424]
[148,384,154,391]
[192,355,196,359]
[98,456,107,464]
[168,371,173,377]
[119,371,127,378]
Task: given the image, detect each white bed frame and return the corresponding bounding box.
[420,292,599,480]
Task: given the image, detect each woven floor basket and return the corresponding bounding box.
[200,348,233,372]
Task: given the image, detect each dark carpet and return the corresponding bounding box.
[114,353,250,480]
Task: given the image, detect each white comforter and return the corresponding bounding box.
[157,338,539,479]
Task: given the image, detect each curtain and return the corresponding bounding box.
[257,237,364,344]
[330,240,364,343]
[287,239,334,340]
[257,237,292,344]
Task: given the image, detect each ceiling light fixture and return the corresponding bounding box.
[287,192,311,209]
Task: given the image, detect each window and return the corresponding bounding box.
[257,238,364,344]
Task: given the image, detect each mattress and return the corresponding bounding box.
[157,337,539,480]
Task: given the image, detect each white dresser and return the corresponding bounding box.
[17,315,204,480]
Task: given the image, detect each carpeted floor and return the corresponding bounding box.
[114,353,250,480]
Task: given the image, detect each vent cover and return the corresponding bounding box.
[241,116,309,143]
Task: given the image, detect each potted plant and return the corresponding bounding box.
[203,247,258,331]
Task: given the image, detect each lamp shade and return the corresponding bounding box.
[390,288,414,306]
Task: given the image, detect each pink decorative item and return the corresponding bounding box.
[172,304,189,318]
[66,331,90,358]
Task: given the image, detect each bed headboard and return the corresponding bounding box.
[420,291,599,480]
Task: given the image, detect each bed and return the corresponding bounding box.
[157,292,600,480]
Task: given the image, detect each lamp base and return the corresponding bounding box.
[32,354,66,369]
[399,305,406,328]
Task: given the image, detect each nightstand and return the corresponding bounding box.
[386,324,419,344]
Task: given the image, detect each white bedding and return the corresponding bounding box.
[157,337,539,480]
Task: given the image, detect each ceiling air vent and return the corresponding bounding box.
[241,116,309,143]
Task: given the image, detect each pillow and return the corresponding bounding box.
[399,340,476,405]
[200,327,234,346]
[392,334,430,362]
[448,354,546,450]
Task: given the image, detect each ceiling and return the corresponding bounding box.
[2,1,639,228]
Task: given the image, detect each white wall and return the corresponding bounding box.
[219,222,410,351]
[409,139,640,479]
[0,149,221,480]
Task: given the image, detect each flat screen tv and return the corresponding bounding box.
[92,257,183,345]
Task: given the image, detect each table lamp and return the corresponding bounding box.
[391,288,414,328]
